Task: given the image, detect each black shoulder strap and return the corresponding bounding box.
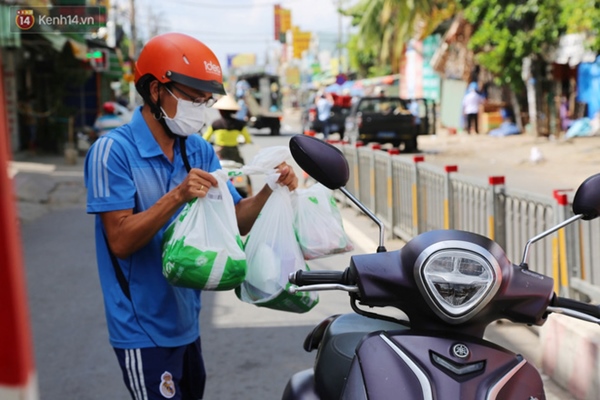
[102,136,189,301]
[102,230,131,301]
[179,136,191,173]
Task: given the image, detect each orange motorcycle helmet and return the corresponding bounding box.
[134,33,226,98]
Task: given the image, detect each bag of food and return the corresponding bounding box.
[162,170,246,290]
[294,183,354,260]
[236,181,319,313]
[225,145,292,188]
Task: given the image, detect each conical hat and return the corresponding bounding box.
[214,94,240,111]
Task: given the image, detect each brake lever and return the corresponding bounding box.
[287,284,360,294]
[547,306,600,325]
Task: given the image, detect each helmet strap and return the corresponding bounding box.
[149,84,164,120]
[148,85,178,140]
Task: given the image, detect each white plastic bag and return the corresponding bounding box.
[226,145,291,190]
[162,170,246,290]
[236,185,319,313]
[294,183,354,260]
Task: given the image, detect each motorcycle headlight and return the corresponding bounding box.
[415,244,501,324]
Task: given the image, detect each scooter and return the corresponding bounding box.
[282,134,600,400]
[219,158,253,198]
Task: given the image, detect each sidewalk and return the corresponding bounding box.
[416,129,600,197]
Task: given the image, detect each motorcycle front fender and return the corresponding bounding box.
[281,369,319,400]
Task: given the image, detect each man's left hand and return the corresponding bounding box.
[276,163,298,191]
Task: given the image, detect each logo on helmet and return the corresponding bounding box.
[204,61,221,76]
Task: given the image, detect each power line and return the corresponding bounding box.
[166,0,301,8]
[183,36,276,44]
[174,29,272,38]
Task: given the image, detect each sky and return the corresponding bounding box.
[128,0,356,75]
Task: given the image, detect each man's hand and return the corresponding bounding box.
[275,162,298,192]
[177,168,219,203]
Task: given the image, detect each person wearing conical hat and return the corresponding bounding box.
[203,93,253,164]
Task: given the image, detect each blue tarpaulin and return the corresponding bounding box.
[577,56,600,118]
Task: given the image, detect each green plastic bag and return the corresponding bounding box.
[162,170,246,290]
[236,185,319,313]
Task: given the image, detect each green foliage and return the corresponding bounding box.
[457,0,600,91]
[346,34,378,77]
[342,0,448,76]
[341,0,600,85]
[457,0,565,91]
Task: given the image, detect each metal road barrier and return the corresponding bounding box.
[333,141,600,303]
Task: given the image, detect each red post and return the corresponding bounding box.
[0,54,38,397]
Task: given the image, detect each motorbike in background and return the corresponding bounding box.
[282,134,600,400]
[219,158,252,198]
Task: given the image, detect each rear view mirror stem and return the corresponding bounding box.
[339,187,387,253]
[519,214,583,269]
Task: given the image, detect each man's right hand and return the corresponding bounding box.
[177,168,219,203]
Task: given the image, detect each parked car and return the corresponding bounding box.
[301,93,353,137]
[344,97,435,152]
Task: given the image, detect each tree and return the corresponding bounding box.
[342,0,455,76]
[458,0,563,90]
[458,0,600,135]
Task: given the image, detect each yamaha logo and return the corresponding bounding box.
[204,60,221,76]
[452,343,470,358]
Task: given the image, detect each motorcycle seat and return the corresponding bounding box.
[313,313,407,399]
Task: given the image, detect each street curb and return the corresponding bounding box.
[541,314,600,399]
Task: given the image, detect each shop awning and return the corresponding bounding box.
[551,33,597,67]
[0,4,21,48]
[67,38,88,61]
[37,32,88,60]
[39,32,68,52]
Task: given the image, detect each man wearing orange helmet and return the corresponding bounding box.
[83,33,297,399]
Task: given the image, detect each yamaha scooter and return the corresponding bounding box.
[282,134,600,400]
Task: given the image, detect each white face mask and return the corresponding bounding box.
[161,88,207,137]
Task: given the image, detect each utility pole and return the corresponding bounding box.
[337,0,342,73]
[129,0,136,59]
[129,0,137,107]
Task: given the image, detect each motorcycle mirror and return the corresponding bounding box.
[572,173,600,220]
[289,135,349,190]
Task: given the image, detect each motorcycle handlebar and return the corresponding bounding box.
[289,270,350,286]
[553,296,600,319]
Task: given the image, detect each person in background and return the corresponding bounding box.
[235,78,250,99]
[235,98,249,121]
[462,83,485,134]
[270,82,280,111]
[316,92,334,139]
[84,33,297,400]
[93,102,126,140]
[18,93,51,152]
[203,94,252,164]
[409,100,421,124]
